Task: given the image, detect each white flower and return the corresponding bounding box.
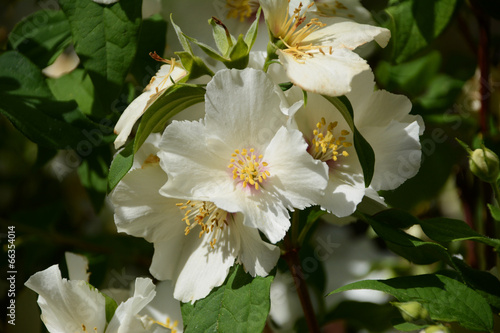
[24,253,176,333]
[111,132,281,303]
[114,59,187,149]
[260,0,390,96]
[289,70,423,216]
[158,68,328,243]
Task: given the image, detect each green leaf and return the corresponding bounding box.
[322,95,375,187]
[487,204,500,222]
[0,51,109,149]
[108,140,134,191]
[78,145,111,212]
[102,290,118,323]
[368,214,452,265]
[9,9,72,68]
[244,7,261,50]
[59,0,142,108]
[130,14,167,89]
[133,84,205,153]
[181,264,274,333]
[375,51,441,96]
[385,0,459,63]
[450,259,500,310]
[420,217,500,251]
[47,68,107,118]
[329,274,494,332]
[278,82,294,91]
[324,301,402,332]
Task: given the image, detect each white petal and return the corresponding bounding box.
[314,0,373,23]
[131,133,162,170]
[113,65,187,149]
[114,92,152,149]
[304,16,390,49]
[278,49,369,96]
[318,171,365,217]
[232,215,280,277]
[111,165,186,243]
[149,237,186,282]
[25,265,106,333]
[65,252,90,282]
[106,278,156,333]
[260,0,291,37]
[264,126,329,209]
[171,228,238,303]
[365,119,422,191]
[158,120,234,201]
[204,68,288,151]
[140,281,183,332]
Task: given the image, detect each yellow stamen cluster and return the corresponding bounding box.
[281,39,333,63]
[311,117,352,162]
[226,0,256,22]
[278,2,326,47]
[152,317,180,333]
[228,148,270,190]
[177,200,229,248]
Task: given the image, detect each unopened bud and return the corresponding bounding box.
[421,324,450,333]
[392,301,430,323]
[469,147,500,183]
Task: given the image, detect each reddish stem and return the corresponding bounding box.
[283,235,320,333]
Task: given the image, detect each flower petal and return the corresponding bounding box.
[65,252,90,282]
[171,229,239,303]
[113,65,187,149]
[264,126,329,209]
[106,278,156,333]
[158,120,234,201]
[304,16,390,49]
[232,214,280,277]
[204,68,288,152]
[25,265,107,333]
[278,49,369,96]
[111,165,185,243]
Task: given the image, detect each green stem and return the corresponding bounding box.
[490,181,500,206]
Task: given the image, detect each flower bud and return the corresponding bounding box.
[469,147,500,183]
[392,301,430,323]
[421,324,450,333]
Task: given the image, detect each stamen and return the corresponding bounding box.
[177,200,229,248]
[228,148,270,190]
[309,118,351,162]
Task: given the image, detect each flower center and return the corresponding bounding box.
[226,0,259,22]
[228,148,270,190]
[277,2,326,47]
[177,200,229,248]
[309,117,352,162]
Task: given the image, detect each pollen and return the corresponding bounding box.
[177,200,229,249]
[149,316,180,333]
[309,117,351,162]
[276,1,327,62]
[228,148,270,190]
[226,0,258,21]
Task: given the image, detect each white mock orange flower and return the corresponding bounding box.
[261,0,390,96]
